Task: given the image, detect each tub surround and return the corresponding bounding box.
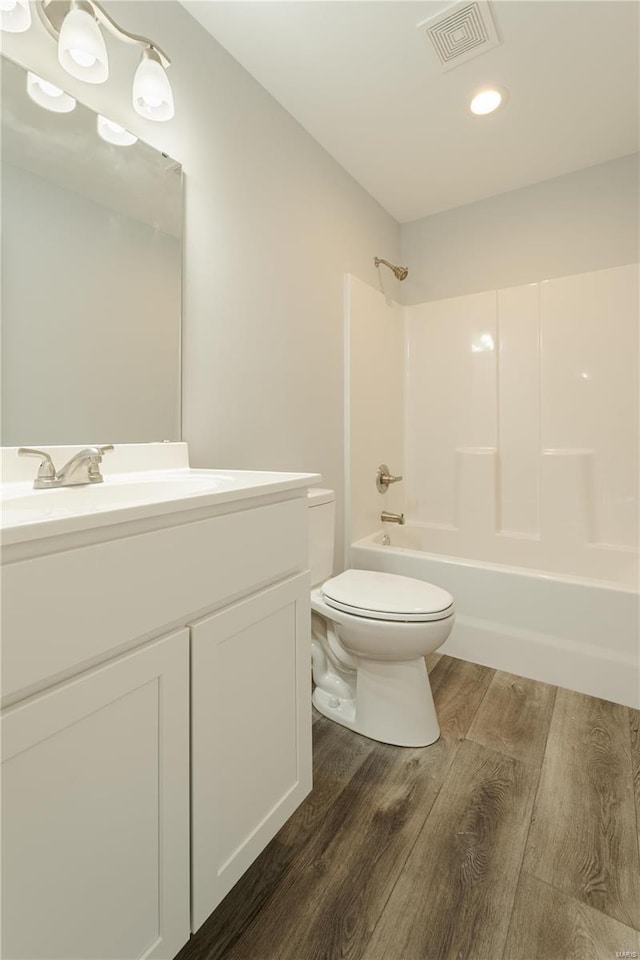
[346,275,404,547]
[347,264,638,588]
[347,266,638,708]
[404,263,638,588]
[1,443,319,960]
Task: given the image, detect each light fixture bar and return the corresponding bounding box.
[35,0,170,67]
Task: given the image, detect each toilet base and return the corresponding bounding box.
[313,656,440,748]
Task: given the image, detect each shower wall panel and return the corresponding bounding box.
[404,263,638,585]
[347,275,404,547]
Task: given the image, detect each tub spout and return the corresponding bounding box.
[381,510,405,525]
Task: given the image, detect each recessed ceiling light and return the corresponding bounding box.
[470,87,506,116]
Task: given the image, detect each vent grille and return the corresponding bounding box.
[418,1,500,71]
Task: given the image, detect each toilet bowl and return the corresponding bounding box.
[307,489,455,747]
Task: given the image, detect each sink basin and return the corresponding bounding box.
[1,466,321,546]
[2,472,237,523]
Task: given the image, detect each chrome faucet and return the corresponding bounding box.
[381,510,405,525]
[19,445,114,489]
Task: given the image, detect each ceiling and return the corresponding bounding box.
[180,0,639,223]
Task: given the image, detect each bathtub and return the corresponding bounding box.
[351,529,639,709]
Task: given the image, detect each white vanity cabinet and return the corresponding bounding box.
[1,464,316,960]
[1,629,191,960]
[190,572,312,930]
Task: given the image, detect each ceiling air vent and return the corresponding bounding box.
[418,1,500,71]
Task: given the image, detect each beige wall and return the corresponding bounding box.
[401,154,639,304]
[2,1,401,565]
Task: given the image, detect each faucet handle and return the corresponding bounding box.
[76,444,114,461]
[18,447,57,480]
[80,445,114,458]
[376,464,403,493]
[88,443,113,483]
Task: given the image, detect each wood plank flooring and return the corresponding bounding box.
[523,688,640,930]
[177,655,640,960]
[504,873,640,960]
[467,670,557,766]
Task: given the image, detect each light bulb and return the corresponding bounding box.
[470,88,506,116]
[38,78,63,97]
[58,6,108,83]
[27,72,76,113]
[97,114,138,146]
[132,50,174,122]
[0,0,31,32]
[69,48,97,68]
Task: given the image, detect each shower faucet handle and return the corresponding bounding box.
[376,464,403,494]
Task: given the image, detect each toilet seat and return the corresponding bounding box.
[321,569,454,623]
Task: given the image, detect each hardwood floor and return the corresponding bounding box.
[504,873,640,960]
[365,740,538,960]
[523,688,640,930]
[467,670,557,766]
[177,656,640,960]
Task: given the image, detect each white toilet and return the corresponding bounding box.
[308,488,455,747]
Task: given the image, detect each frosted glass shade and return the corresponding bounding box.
[0,0,31,33]
[132,54,174,122]
[97,115,138,146]
[27,72,77,113]
[58,7,109,84]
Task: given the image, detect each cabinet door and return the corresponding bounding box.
[1,630,190,960]
[191,573,312,930]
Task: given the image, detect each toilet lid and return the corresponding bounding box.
[321,570,454,623]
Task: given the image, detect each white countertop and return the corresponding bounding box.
[1,443,321,547]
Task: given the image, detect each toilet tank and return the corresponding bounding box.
[307,488,336,587]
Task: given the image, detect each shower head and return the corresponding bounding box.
[374,257,408,281]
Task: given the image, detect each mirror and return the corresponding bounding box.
[0,55,182,446]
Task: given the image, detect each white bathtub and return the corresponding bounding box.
[351,529,639,709]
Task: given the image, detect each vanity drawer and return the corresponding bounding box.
[2,495,308,702]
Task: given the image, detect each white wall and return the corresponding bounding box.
[401,154,640,305]
[2,1,401,565]
[404,264,638,587]
[347,276,404,551]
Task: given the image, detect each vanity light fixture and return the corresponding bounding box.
[97,114,137,146]
[470,87,506,116]
[57,2,108,83]
[132,49,174,122]
[27,71,77,112]
[0,0,31,33]
[11,0,175,121]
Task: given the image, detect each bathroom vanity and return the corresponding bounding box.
[1,443,319,959]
